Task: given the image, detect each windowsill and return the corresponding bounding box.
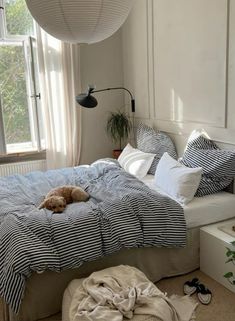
[0,150,46,164]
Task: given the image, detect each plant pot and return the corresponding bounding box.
[113,149,122,159]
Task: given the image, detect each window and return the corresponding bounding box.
[0,0,45,155]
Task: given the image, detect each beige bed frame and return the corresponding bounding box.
[1,228,200,321]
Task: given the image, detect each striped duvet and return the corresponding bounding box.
[0,159,186,313]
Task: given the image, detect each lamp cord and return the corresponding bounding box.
[132,110,135,145]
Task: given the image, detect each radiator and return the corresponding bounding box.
[0,160,47,177]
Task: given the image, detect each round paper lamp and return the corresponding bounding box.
[26,0,134,43]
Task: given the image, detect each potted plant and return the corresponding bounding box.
[106,110,132,159]
[224,241,235,285]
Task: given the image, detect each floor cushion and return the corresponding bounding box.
[62,278,159,321]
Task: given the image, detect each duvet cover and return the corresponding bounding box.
[0,159,186,313]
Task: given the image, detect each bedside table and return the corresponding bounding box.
[200,218,235,293]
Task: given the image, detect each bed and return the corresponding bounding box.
[1,160,235,321]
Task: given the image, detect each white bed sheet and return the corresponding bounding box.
[141,175,235,229]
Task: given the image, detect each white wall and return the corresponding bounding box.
[79,30,124,164]
[122,0,235,155]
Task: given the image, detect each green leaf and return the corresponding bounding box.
[224,272,233,278]
[225,258,234,264]
[106,110,132,149]
[231,241,235,247]
[226,248,233,257]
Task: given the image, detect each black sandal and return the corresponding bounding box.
[196,283,212,305]
[183,277,199,295]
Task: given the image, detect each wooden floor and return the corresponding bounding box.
[157,270,235,321]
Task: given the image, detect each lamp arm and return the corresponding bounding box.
[92,87,133,100]
[90,87,135,112]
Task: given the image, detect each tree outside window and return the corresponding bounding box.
[0,0,44,154]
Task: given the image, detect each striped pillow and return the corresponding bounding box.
[136,123,177,175]
[180,135,235,196]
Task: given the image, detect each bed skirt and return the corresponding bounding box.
[1,228,200,321]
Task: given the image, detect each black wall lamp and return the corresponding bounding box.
[76,85,135,113]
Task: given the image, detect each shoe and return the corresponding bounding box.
[196,283,212,305]
[183,278,199,295]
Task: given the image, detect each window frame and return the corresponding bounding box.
[0,97,6,154]
[0,0,44,157]
[0,0,6,40]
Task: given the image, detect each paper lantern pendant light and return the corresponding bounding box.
[25,0,134,44]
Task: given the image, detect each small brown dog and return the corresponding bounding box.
[39,185,89,213]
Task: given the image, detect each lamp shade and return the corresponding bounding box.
[76,93,98,108]
[25,0,134,44]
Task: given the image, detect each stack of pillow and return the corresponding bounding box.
[117,124,235,206]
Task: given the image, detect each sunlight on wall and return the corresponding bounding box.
[171,88,184,123]
[170,88,184,133]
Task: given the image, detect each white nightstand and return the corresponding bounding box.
[200,218,235,293]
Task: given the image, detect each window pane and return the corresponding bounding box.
[0,43,33,151]
[5,0,34,36]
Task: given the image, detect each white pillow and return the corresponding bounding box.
[154,152,202,205]
[118,143,155,178]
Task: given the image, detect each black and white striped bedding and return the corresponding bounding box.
[0,159,186,313]
[180,135,235,196]
[136,123,177,175]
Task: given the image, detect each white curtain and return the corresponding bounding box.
[36,26,82,169]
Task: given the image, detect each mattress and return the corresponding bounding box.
[141,175,235,229]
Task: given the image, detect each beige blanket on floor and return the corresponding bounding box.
[69,265,197,321]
